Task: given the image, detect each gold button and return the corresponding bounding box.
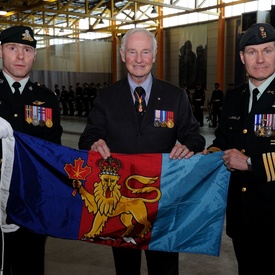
[241,149,246,153]
[14,113,18,117]
[242,187,246,192]
[243,129,248,134]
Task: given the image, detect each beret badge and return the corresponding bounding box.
[22,29,34,42]
[259,26,267,39]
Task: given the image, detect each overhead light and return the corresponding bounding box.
[99,19,104,24]
[151,6,157,14]
[0,8,7,16]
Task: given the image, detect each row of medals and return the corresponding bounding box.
[138,105,175,128]
[254,114,275,137]
[154,110,174,128]
[26,116,53,128]
[154,119,174,128]
[25,105,53,128]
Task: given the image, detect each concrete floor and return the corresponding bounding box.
[44,115,238,275]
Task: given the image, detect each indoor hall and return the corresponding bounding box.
[43,116,238,275]
[0,2,269,274]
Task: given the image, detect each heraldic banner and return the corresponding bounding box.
[0,131,230,256]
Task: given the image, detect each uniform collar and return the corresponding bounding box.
[249,73,275,96]
[2,70,29,92]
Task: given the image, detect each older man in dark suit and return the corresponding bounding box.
[79,28,205,275]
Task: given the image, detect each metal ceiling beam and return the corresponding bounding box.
[0,0,257,43]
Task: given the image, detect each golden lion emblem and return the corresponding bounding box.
[72,157,161,239]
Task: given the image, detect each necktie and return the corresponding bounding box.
[251,88,259,111]
[12,82,21,98]
[134,86,146,115]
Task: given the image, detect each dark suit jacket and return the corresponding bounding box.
[210,79,275,239]
[79,76,205,154]
[0,71,62,145]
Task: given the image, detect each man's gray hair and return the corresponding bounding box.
[120,28,157,55]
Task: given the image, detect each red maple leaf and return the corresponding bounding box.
[64,157,92,180]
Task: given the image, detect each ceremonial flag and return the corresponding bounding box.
[1,131,230,256]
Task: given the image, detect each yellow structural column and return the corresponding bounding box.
[156,6,164,80]
[217,4,225,90]
[111,22,117,83]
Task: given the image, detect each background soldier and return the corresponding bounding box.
[208,82,223,127]
[75,82,83,117]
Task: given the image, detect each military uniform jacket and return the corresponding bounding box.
[0,72,62,145]
[209,89,223,110]
[192,88,205,108]
[79,76,205,154]
[210,79,275,239]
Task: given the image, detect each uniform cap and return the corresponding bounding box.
[0,25,36,48]
[239,23,275,51]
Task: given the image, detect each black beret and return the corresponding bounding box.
[0,25,36,48]
[239,23,275,51]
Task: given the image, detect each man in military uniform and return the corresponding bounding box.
[75,82,83,116]
[0,25,62,275]
[192,83,205,126]
[67,85,75,116]
[82,82,90,116]
[208,82,223,127]
[60,85,69,116]
[206,23,275,274]
[54,84,60,99]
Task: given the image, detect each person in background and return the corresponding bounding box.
[205,23,275,274]
[88,82,97,111]
[208,82,223,128]
[192,83,205,126]
[54,84,60,99]
[60,85,68,116]
[226,82,234,95]
[78,28,205,275]
[75,82,83,117]
[82,82,90,116]
[182,82,191,103]
[67,85,75,116]
[0,25,62,274]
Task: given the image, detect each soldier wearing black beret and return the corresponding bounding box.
[0,25,62,274]
[0,25,37,48]
[206,22,275,274]
[239,22,275,51]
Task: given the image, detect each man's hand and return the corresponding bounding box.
[90,139,111,159]
[169,143,194,160]
[202,149,209,155]
[223,148,248,171]
[0,117,13,139]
